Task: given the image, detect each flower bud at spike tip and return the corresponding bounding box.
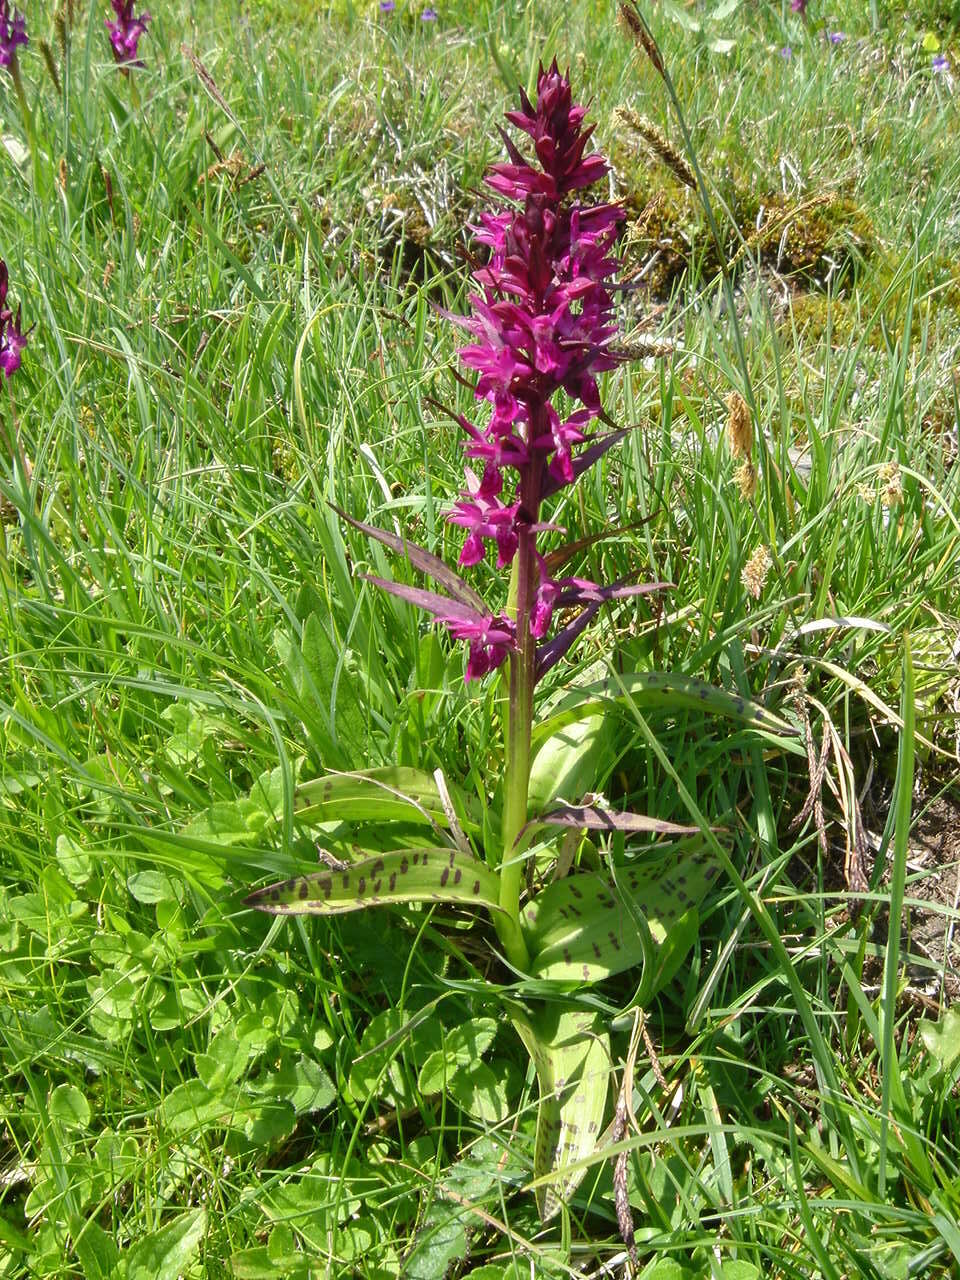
[0,0,27,66]
[106,0,150,67]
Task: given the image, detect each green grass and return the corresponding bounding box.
[1,1,959,1277]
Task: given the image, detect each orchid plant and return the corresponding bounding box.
[246,64,794,1219]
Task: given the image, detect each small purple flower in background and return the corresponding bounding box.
[828,31,845,44]
[790,0,807,14]
[106,0,151,67]
[421,7,437,20]
[379,0,395,10]
[780,45,793,59]
[0,260,28,379]
[932,53,949,73]
[0,0,27,67]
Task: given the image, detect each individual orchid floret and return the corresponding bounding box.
[448,464,520,569]
[0,260,28,379]
[106,0,151,67]
[0,0,27,67]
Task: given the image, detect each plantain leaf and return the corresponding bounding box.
[531,671,799,760]
[245,847,503,917]
[521,842,719,982]
[294,766,478,833]
[511,1006,610,1221]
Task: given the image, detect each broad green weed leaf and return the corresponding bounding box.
[229,1246,312,1279]
[403,1203,469,1280]
[251,1055,336,1114]
[528,715,608,811]
[55,834,93,887]
[531,671,799,760]
[919,1006,960,1075]
[127,870,181,904]
[522,844,718,982]
[49,1084,91,1130]
[124,1208,206,1280]
[245,847,502,917]
[512,1006,610,1221]
[197,1033,253,1092]
[447,1058,519,1124]
[418,1017,498,1094]
[71,1220,120,1280]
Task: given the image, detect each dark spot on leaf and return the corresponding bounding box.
[299,881,309,900]
[570,884,583,899]
[372,880,382,894]
[342,874,351,888]
[372,858,385,875]
[412,853,419,866]
[357,877,366,895]
[453,869,462,886]
[473,880,480,895]
[389,873,397,892]
[400,857,409,875]
[440,868,450,887]
[608,932,621,950]
[448,850,455,867]
[271,889,280,901]
[592,941,602,958]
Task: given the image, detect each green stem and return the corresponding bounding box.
[494,527,536,972]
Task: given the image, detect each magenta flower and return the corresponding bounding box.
[344,65,667,684]
[790,0,807,14]
[0,260,28,378]
[0,0,27,67]
[106,0,151,67]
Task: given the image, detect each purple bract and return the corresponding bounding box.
[0,260,28,379]
[0,0,27,67]
[106,0,151,67]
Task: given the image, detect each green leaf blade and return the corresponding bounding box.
[245,847,502,916]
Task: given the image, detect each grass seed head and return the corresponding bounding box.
[613,107,696,190]
[741,544,771,599]
[726,390,752,459]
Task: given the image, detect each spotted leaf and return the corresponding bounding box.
[511,1006,610,1221]
[522,842,719,982]
[531,670,800,761]
[245,847,503,917]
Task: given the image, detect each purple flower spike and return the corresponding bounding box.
[106,0,151,67]
[380,0,395,10]
[0,0,27,67]
[0,260,28,379]
[350,64,645,682]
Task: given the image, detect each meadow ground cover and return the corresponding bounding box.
[1,1,959,1277]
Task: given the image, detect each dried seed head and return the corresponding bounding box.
[735,460,757,500]
[39,38,60,91]
[613,107,696,190]
[726,391,752,459]
[617,1,665,77]
[612,335,676,361]
[741,544,771,600]
[879,462,902,508]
